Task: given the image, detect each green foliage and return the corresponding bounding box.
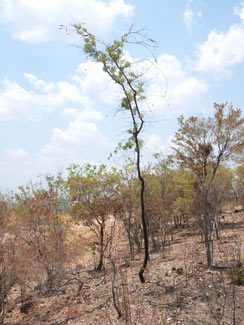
[172,168,196,217]
[66,163,120,218]
[92,309,99,316]
[65,163,121,269]
[205,291,211,298]
[73,23,150,153]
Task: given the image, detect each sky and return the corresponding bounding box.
[0,0,244,190]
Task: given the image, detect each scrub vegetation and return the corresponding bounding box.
[1,28,244,324]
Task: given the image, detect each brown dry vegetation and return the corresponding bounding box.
[3,208,244,325]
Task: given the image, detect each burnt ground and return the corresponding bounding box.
[4,210,244,325]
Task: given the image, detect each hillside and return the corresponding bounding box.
[4,209,244,325]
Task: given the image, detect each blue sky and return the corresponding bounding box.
[0,0,243,189]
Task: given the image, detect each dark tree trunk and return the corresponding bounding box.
[96,223,104,271]
[135,134,149,284]
[202,190,212,268]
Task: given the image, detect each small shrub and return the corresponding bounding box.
[92,309,98,316]
[176,267,184,275]
[171,266,184,275]
[226,264,244,286]
[205,291,211,298]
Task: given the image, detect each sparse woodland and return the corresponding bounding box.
[1,28,244,324]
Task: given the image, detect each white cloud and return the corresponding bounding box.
[61,107,79,118]
[77,109,103,121]
[24,74,55,92]
[144,134,174,156]
[195,4,244,77]
[183,9,194,30]
[25,73,90,108]
[37,119,110,172]
[0,60,122,122]
[61,107,103,121]
[0,73,94,122]
[0,148,33,190]
[144,134,163,154]
[0,46,208,123]
[5,147,29,159]
[0,57,123,124]
[0,44,211,189]
[0,78,42,121]
[74,53,208,118]
[0,0,133,42]
[0,117,110,189]
[234,1,244,23]
[182,0,202,31]
[143,55,208,116]
[73,61,121,106]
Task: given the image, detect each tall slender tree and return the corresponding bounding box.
[72,25,156,282]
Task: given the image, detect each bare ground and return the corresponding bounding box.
[4,211,244,325]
